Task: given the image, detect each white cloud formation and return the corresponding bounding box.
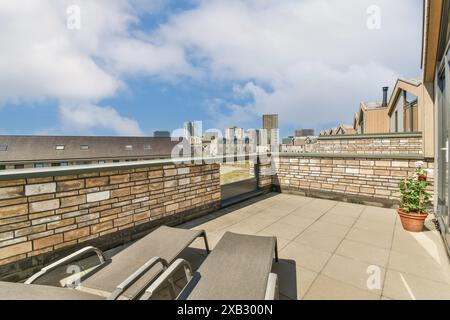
[59,103,144,136]
[156,0,422,129]
[0,0,190,135]
[0,0,422,133]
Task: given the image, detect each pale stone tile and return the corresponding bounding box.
[293,229,344,253]
[260,221,305,241]
[391,227,446,260]
[358,207,397,224]
[306,220,351,238]
[303,275,380,300]
[336,239,390,267]
[346,227,393,249]
[322,255,385,295]
[277,215,316,229]
[383,270,450,300]
[319,212,358,227]
[353,217,395,235]
[271,260,318,300]
[280,241,332,272]
[388,250,450,285]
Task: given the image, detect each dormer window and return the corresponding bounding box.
[80,145,89,150]
[125,145,133,150]
[144,144,152,150]
[0,144,7,151]
[55,145,65,150]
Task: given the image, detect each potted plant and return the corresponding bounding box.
[397,161,432,232]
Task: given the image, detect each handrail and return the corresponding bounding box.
[107,256,169,300]
[139,258,193,300]
[25,246,106,285]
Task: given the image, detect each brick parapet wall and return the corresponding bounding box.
[0,162,221,276]
[272,154,434,206]
[307,134,423,155]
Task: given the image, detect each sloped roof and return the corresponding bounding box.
[0,135,181,163]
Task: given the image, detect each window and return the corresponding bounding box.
[0,144,7,151]
[51,163,61,167]
[60,162,69,166]
[125,145,133,150]
[144,144,152,150]
[113,160,120,163]
[0,165,5,170]
[395,111,398,133]
[98,160,106,164]
[80,145,89,150]
[55,145,65,150]
[34,163,44,168]
[14,164,24,169]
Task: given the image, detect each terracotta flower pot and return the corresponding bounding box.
[397,208,428,232]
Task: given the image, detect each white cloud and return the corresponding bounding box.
[156,0,422,129]
[0,0,423,133]
[0,0,189,134]
[59,104,144,136]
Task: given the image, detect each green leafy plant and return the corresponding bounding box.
[399,161,432,214]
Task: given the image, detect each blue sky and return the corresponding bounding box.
[0,0,423,138]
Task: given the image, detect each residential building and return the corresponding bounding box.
[354,87,390,134]
[282,137,294,145]
[0,136,181,170]
[335,124,356,135]
[225,127,244,141]
[153,131,171,138]
[295,129,315,137]
[262,114,279,147]
[387,78,422,133]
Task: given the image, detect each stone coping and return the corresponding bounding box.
[317,132,422,140]
[0,155,259,180]
[278,152,430,160]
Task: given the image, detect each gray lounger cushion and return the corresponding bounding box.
[79,226,204,299]
[181,232,276,300]
[0,281,102,300]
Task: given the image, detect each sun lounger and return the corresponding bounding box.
[0,281,103,300]
[141,232,279,300]
[26,226,209,300]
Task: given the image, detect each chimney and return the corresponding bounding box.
[382,86,389,108]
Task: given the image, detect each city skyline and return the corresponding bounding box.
[0,1,422,138]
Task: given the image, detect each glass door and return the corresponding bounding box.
[436,53,450,253]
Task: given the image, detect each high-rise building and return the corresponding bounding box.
[262,114,279,147]
[225,126,244,141]
[153,131,171,138]
[295,129,315,137]
[183,121,202,139]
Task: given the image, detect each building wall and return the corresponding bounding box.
[310,133,423,155]
[364,109,390,134]
[273,155,434,206]
[390,96,405,133]
[0,161,221,279]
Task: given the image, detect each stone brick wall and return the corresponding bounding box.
[273,155,434,206]
[298,134,423,155]
[0,162,221,277]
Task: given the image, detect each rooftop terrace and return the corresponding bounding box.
[173,193,450,300]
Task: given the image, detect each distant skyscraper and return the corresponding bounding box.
[262,114,279,147]
[295,129,315,137]
[225,126,244,141]
[153,131,171,138]
[183,121,202,138]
